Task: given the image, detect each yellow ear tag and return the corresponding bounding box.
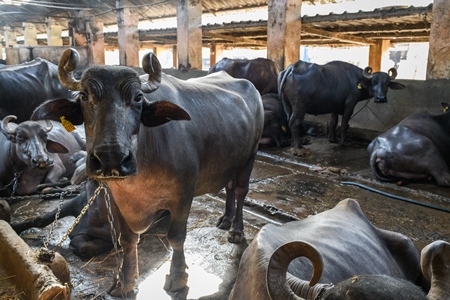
[357,83,362,90]
[60,116,76,132]
[444,106,448,112]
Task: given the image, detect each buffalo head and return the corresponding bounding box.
[360,66,405,103]
[32,48,190,180]
[1,115,68,170]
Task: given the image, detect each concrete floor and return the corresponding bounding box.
[3,135,450,300]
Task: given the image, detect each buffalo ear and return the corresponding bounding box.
[388,81,406,90]
[141,100,191,127]
[32,98,84,125]
[46,140,69,154]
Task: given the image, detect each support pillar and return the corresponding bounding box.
[22,23,38,46]
[426,0,450,79]
[209,43,223,67]
[116,0,140,67]
[368,39,390,72]
[88,21,105,65]
[267,0,302,71]
[176,0,202,71]
[172,45,178,68]
[4,27,17,47]
[46,18,63,46]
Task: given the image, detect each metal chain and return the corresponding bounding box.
[102,181,127,299]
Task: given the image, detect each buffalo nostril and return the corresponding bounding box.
[120,151,134,174]
[89,152,103,176]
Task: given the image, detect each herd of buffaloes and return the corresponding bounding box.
[0,49,449,300]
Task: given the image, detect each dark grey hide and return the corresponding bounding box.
[278,60,405,152]
[208,57,280,95]
[0,58,75,122]
[229,199,428,300]
[368,109,450,186]
[0,116,85,196]
[31,48,264,297]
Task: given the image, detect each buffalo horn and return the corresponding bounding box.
[44,119,53,132]
[266,241,332,300]
[58,48,82,91]
[388,68,397,80]
[420,240,450,300]
[363,66,373,79]
[141,52,162,93]
[1,115,17,134]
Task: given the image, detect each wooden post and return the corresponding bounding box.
[116,0,140,67]
[22,23,37,46]
[4,26,17,47]
[426,0,450,79]
[176,0,202,71]
[46,18,63,46]
[267,0,302,71]
[172,45,178,68]
[89,21,105,65]
[368,40,390,72]
[209,43,223,67]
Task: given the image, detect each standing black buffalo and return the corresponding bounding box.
[31,48,263,297]
[278,60,405,155]
[208,57,280,95]
[0,58,75,122]
[0,116,85,196]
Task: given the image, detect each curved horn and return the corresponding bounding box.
[387,68,397,80]
[58,48,82,91]
[266,241,332,300]
[363,66,373,79]
[44,119,53,132]
[141,52,162,93]
[421,240,450,300]
[1,115,17,135]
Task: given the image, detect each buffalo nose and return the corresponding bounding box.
[374,97,387,103]
[88,148,136,178]
[32,156,51,168]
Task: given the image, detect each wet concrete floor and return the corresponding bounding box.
[2,135,450,299]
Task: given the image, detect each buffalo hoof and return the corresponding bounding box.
[107,279,136,298]
[216,215,232,230]
[164,272,189,293]
[228,229,244,243]
[288,147,312,157]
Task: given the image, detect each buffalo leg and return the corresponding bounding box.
[329,113,339,143]
[163,200,192,293]
[216,179,236,230]
[228,155,256,243]
[339,103,357,144]
[289,108,306,148]
[107,208,140,297]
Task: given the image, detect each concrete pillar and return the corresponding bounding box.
[176,0,202,71]
[0,35,3,60]
[46,18,63,46]
[209,43,223,67]
[267,0,302,71]
[368,39,390,72]
[116,0,140,67]
[426,0,450,79]
[22,23,38,46]
[4,27,17,47]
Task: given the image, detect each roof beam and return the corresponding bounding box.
[302,25,376,45]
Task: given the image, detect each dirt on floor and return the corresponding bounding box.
[1,135,449,300]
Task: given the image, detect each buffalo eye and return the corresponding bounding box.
[134,94,143,102]
[79,92,88,102]
[16,133,23,142]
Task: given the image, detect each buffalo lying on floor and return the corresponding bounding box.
[278,60,405,155]
[0,116,85,197]
[260,93,289,148]
[367,107,450,186]
[208,57,279,95]
[229,198,429,300]
[31,48,264,297]
[0,58,75,123]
